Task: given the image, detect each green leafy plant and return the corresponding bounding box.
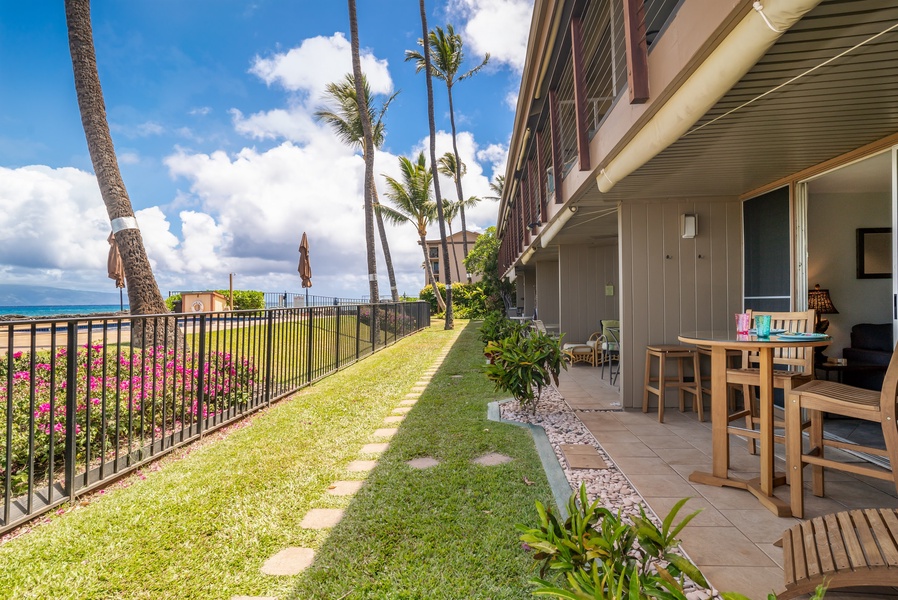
[480,311,525,346]
[483,328,566,412]
[518,485,828,600]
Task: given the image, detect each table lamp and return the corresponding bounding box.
[808,283,838,334]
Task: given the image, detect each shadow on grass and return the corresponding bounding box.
[289,321,553,600]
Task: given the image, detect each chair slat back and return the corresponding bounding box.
[879,341,898,423]
[743,310,816,373]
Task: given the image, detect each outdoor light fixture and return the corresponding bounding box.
[681,214,697,239]
[540,205,579,248]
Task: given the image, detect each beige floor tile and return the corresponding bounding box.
[697,484,774,511]
[678,526,776,567]
[608,456,678,475]
[599,442,657,458]
[656,448,712,465]
[717,509,797,543]
[668,463,713,479]
[637,434,700,449]
[644,496,732,527]
[625,473,696,498]
[699,566,783,599]
[589,430,642,444]
[559,444,608,469]
[757,542,785,568]
[576,414,626,431]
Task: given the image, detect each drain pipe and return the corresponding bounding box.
[596,0,823,193]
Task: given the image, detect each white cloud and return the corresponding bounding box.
[250,33,393,100]
[504,90,519,111]
[476,142,509,182]
[449,0,534,72]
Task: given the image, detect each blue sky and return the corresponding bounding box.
[0,0,532,299]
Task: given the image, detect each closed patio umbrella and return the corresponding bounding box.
[298,232,312,305]
[107,232,126,310]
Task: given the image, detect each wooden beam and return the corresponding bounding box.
[623,0,649,104]
[569,16,590,171]
[535,130,548,223]
[548,89,563,204]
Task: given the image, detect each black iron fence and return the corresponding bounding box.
[0,301,429,534]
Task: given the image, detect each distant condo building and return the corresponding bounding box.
[423,230,481,286]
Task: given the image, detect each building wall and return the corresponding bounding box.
[559,244,620,342]
[807,191,891,354]
[535,258,560,327]
[520,271,536,317]
[423,231,482,287]
[619,199,743,408]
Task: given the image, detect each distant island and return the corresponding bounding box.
[0,284,124,307]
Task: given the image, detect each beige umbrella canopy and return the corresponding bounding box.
[298,232,312,289]
[107,232,126,311]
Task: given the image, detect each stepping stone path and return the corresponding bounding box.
[259,547,316,576]
[559,444,608,469]
[407,457,441,469]
[243,332,460,598]
[472,452,513,466]
[300,508,345,529]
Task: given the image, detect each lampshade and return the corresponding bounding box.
[808,284,838,315]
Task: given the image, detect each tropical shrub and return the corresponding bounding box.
[479,311,525,346]
[483,328,566,412]
[418,281,491,318]
[0,344,257,495]
[520,484,828,600]
[464,226,515,314]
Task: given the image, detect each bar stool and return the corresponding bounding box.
[643,344,702,422]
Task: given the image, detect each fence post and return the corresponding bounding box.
[334,305,341,370]
[353,305,359,360]
[306,306,314,384]
[64,322,78,501]
[195,316,207,435]
[264,309,274,406]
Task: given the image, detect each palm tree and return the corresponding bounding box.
[485,175,505,201]
[64,0,170,347]
[416,0,453,329]
[406,24,489,264]
[438,151,483,281]
[378,153,445,311]
[347,0,379,307]
[315,74,401,302]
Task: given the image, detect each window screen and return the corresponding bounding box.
[744,187,791,312]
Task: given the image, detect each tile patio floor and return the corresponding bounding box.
[556,364,898,599]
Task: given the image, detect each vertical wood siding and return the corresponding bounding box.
[620,199,743,408]
[559,244,620,342]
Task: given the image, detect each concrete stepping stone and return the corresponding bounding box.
[372,427,398,438]
[259,547,315,576]
[414,381,430,386]
[399,399,417,406]
[472,452,513,466]
[327,480,364,496]
[360,442,389,454]
[559,444,609,469]
[392,406,412,414]
[300,508,344,529]
[404,392,421,399]
[407,457,441,469]
[346,460,377,472]
[384,415,404,424]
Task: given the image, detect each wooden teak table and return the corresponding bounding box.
[678,330,831,517]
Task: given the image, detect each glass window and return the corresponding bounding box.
[429,247,439,258]
[744,187,791,312]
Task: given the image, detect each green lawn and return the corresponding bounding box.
[0,321,552,599]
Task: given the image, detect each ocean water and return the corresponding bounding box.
[0,305,127,318]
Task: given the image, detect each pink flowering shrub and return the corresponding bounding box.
[0,344,256,494]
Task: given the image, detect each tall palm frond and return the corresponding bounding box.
[486,175,505,201]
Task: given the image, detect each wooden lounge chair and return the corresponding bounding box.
[778,508,898,599]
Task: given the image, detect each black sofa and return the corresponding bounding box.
[842,323,893,390]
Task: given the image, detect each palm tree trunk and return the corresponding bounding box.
[446,219,461,286]
[348,0,380,311]
[446,85,470,274]
[371,174,400,302]
[65,0,174,349]
[420,235,446,311]
[419,0,453,329]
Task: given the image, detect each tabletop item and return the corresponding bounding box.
[735,312,751,334]
[755,314,772,337]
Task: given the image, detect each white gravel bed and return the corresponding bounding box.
[500,385,714,600]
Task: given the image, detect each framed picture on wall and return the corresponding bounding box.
[857,227,892,279]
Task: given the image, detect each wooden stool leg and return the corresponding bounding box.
[677,356,686,413]
[643,350,652,414]
[744,384,757,455]
[786,391,804,519]
[810,409,825,498]
[658,355,666,423]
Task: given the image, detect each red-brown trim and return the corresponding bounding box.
[548,89,563,203]
[535,129,548,223]
[570,16,591,171]
[623,0,649,104]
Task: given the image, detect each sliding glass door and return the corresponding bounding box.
[744,187,792,312]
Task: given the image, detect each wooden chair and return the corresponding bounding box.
[778,508,898,599]
[643,344,702,422]
[562,332,599,366]
[725,310,816,454]
[786,342,898,519]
